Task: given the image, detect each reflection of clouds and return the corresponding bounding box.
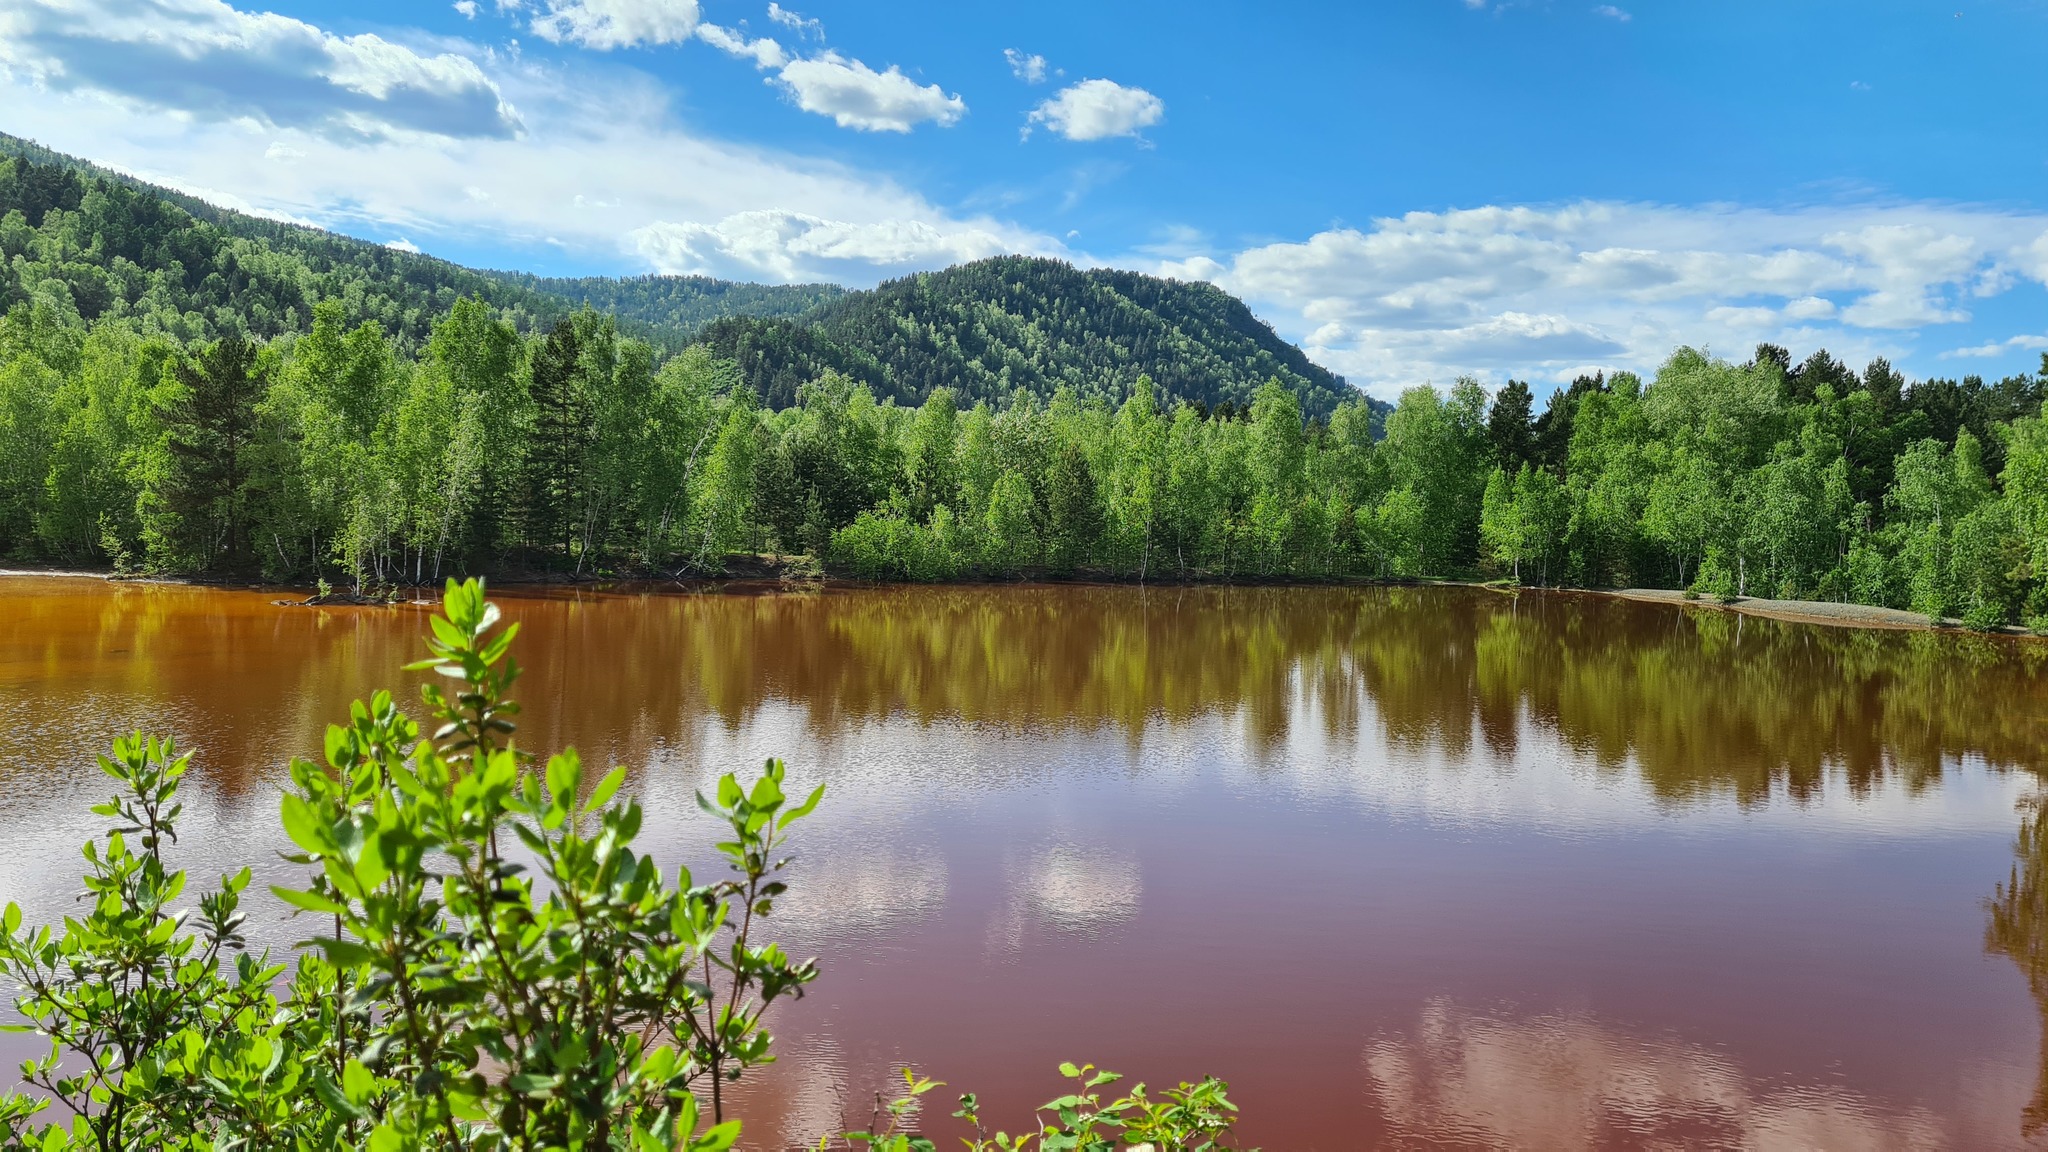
[986,840,1143,953]
[1029,843,1142,930]
[773,845,947,942]
[1365,999,1945,1150]
[726,1031,851,1150]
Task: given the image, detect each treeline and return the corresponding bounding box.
[0,288,1388,586]
[8,284,2048,629]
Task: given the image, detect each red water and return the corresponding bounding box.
[3,577,2047,1148]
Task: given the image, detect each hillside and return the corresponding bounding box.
[0,133,1371,420]
[0,134,836,352]
[700,256,1377,419]
[488,273,845,343]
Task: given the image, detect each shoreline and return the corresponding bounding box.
[1590,587,2031,637]
[3,565,2032,639]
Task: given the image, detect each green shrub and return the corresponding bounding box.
[830,508,964,582]
[1,579,818,1150]
[0,579,1253,1151]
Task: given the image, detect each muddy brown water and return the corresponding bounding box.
[5,576,2048,1148]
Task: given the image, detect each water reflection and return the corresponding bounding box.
[1989,797,2048,1139]
[1364,999,1945,1149]
[775,845,948,940]
[7,580,2047,806]
[980,840,1144,956]
[6,578,2048,1147]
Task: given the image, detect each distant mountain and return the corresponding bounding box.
[1,133,1375,419]
[699,256,1381,420]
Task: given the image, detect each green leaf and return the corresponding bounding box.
[586,765,628,813]
[279,793,327,853]
[343,1059,376,1105]
[779,783,826,829]
[429,612,468,652]
[692,1120,742,1151]
[311,937,375,968]
[506,1072,560,1097]
[271,886,348,917]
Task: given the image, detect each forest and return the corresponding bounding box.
[8,140,2048,625]
[4,271,2048,629]
[694,256,1362,414]
[0,134,832,352]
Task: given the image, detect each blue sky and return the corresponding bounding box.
[3,0,2047,399]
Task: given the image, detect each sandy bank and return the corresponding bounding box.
[1602,587,2018,635]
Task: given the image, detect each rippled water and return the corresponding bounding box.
[4,577,2048,1148]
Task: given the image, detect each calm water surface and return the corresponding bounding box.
[4,577,2048,1148]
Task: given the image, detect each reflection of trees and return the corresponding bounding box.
[1364,998,1943,1148]
[1988,798,2048,1138]
[8,580,2047,808]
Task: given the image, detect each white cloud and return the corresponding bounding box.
[0,30,1055,285]
[1004,48,1048,84]
[1592,5,1631,21]
[1027,78,1164,141]
[454,0,478,16]
[385,237,422,253]
[773,52,965,132]
[0,0,521,140]
[1162,202,2048,398]
[529,0,700,50]
[1782,295,1836,320]
[1945,333,2048,359]
[695,26,963,133]
[633,209,1016,280]
[765,3,819,36]
[694,22,786,69]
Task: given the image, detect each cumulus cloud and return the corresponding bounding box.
[529,0,701,49]
[765,3,819,36]
[0,0,521,140]
[1161,201,2048,398]
[1004,48,1048,84]
[1946,333,2048,359]
[0,29,1054,285]
[774,52,966,132]
[1027,78,1165,141]
[693,22,785,69]
[632,209,1014,281]
[696,24,964,132]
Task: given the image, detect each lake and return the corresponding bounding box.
[3,576,2047,1148]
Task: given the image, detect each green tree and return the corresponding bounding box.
[141,335,269,572]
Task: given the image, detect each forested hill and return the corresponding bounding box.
[0,134,836,352]
[699,256,1376,419]
[488,273,844,343]
[2,134,1364,421]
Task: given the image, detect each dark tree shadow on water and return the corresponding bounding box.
[1987,796,2048,1139]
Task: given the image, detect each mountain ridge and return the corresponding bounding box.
[0,131,1376,418]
